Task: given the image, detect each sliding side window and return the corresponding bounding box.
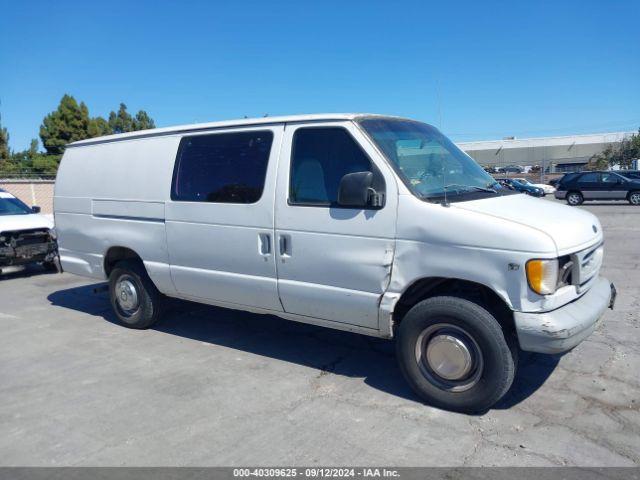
[172,130,273,204]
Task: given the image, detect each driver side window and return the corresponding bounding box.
[289,127,382,206]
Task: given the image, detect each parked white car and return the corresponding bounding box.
[0,189,57,273]
[54,114,614,412]
[514,177,556,195]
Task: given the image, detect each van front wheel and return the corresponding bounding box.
[109,260,163,329]
[396,296,516,413]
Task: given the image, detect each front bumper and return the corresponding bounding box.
[514,276,614,354]
[0,240,57,267]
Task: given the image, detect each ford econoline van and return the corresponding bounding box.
[54,114,615,412]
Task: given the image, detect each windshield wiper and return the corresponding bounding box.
[444,183,497,194]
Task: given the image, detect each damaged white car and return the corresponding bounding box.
[0,189,58,274]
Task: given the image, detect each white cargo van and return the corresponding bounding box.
[54,114,615,412]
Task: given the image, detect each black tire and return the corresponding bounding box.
[628,191,640,206]
[108,259,163,329]
[396,296,517,413]
[566,191,583,206]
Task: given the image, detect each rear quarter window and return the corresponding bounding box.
[577,172,599,183]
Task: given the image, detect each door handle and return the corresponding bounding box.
[279,234,291,257]
[258,233,271,256]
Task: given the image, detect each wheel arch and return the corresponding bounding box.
[392,277,515,334]
[627,189,640,202]
[103,246,144,277]
[566,190,583,204]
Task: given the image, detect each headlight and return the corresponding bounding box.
[526,259,559,295]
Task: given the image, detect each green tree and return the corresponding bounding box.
[26,139,59,175]
[27,138,39,158]
[109,103,155,133]
[133,110,155,130]
[616,129,640,169]
[0,110,10,162]
[0,110,13,174]
[108,103,135,134]
[3,138,59,175]
[88,116,111,137]
[19,139,40,171]
[0,125,9,162]
[588,129,640,170]
[4,96,156,176]
[31,153,61,174]
[39,94,91,155]
[586,145,613,170]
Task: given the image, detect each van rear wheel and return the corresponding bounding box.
[396,296,517,413]
[109,260,163,329]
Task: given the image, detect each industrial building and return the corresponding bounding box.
[458,131,634,173]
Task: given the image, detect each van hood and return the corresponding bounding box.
[451,194,601,255]
[0,214,54,234]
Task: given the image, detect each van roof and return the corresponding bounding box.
[68,113,408,148]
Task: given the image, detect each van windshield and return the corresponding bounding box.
[359,118,506,202]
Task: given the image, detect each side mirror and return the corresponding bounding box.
[338,171,378,208]
[31,205,41,213]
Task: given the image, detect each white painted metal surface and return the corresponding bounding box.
[67,114,395,148]
[0,210,53,233]
[273,121,398,329]
[165,125,284,311]
[0,190,53,231]
[54,114,611,354]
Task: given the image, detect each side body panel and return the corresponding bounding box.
[576,174,602,200]
[273,121,399,330]
[54,136,179,293]
[600,173,630,199]
[165,126,284,311]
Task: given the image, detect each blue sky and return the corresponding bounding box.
[1,0,638,151]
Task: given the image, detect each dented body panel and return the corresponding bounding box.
[386,192,604,314]
[514,277,612,353]
[273,121,399,329]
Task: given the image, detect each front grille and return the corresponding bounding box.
[1,228,51,248]
[571,243,604,293]
[0,228,54,265]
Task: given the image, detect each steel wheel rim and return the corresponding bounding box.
[568,193,581,205]
[415,323,483,392]
[115,275,140,316]
[630,193,640,205]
